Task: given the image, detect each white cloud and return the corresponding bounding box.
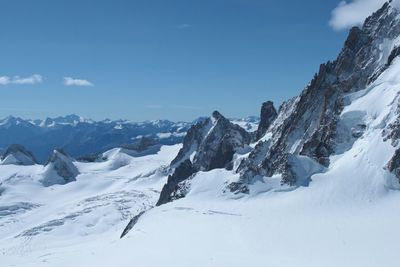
[0,77,10,85]
[0,74,43,85]
[329,0,399,30]
[13,74,43,84]
[63,77,94,87]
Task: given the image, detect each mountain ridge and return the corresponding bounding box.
[0,114,259,163]
[154,1,400,205]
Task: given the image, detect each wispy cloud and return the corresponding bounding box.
[144,104,164,109]
[177,23,192,29]
[171,105,201,110]
[63,77,94,87]
[0,74,43,85]
[144,104,201,110]
[329,0,399,30]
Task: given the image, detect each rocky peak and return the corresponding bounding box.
[0,144,37,166]
[158,111,252,205]
[170,117,213,168]
[255,101,277,141]
[41,149,79,186]
[189,110,251,171]
[212,110,224,121]
[172,110,251,169]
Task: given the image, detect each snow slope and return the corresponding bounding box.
[0,145,180,266]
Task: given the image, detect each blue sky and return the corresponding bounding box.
[0,0,373,121]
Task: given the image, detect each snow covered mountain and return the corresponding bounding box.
[2,2,400,267]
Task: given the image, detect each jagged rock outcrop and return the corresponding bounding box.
[41,149,79,186]
[172,111,251,171]
[157,111,251,205]
[383,100,400,146]
[387,149,400,182]
[254,101,277,141]
[0,144,37,165]
[156,160,196,206]
[235,2,400,189]
[384,89,400,183]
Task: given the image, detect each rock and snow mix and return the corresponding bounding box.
[0,144,37,166]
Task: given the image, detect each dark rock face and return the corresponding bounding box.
[193,111,252,171]
[384,97,400,183]
[387,45,400,66]
[255,101,277,141]
[170,119,211,168]
[42,149,79,186]
[156,160,196,206]
[387,149,400,181]
[1,144,37,165]
[157,111,252,205]
[236,2,400,189]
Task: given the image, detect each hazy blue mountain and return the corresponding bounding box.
[0,115,190,162]
[0,115,258,163]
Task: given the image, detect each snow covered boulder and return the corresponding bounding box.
[41,149,79,186]
[0,144,37,166]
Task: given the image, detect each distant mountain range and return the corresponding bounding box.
[0,114,258,163]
